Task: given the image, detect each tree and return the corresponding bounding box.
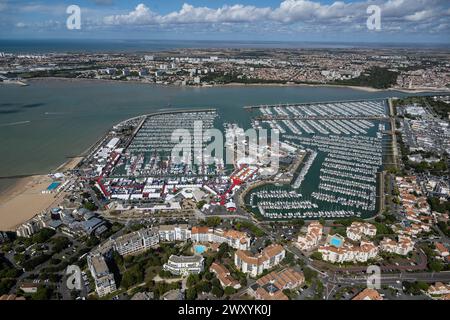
[197,201,207,210]
[429,261,444,272]
[186,287,197,300]
[83,201,97,211]
[224,286,236,295]
[217,243,230,260]
[205,216,222,227]
[282,251,295,265]
[121,266,144,289]
[196,281,211,294]
[32,286,53,300]
[32,229,55,244]
[186,274,199,288]
[303,267,318,283]
[310,252,323,260]
[211,286,224,298]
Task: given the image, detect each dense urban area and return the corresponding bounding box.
[1,48,450,91]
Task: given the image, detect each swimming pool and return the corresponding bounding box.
[47,182,60,191]
[330,237,343,247]
[194,245,206,254]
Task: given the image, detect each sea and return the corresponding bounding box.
[1,39,449,54]
[0,78,441,194]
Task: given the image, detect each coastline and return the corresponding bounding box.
[0,174,61,231]
[0,156,82,231]
[26,77,450,94]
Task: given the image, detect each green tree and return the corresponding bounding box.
[186,274,200,288]
[186,287,197,300]
[224,286,236,295]
[211,286,224,298]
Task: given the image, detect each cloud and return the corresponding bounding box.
[3,0,449,39]
[404,10,435,22]
[103,1,450,28]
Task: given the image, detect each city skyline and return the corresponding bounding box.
[0,0,449,43]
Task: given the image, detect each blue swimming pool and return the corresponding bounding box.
[194,245,206,254]
[47,182,60,191]
[330,237,343,247]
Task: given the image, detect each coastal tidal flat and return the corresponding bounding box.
[0,175,63,230]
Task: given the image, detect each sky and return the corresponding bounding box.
[0,0,449,43]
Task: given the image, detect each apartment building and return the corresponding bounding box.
[234,244,285,277]
[87,254,117,297]
[296,222,323,251]
[191,226,251,250]
[428,282,450,296]
[113,227,159,256]
[158,224,191,242]
[346,222,377,241]
[163,255,204,276]
[379,235,414,256]
[250,268,305,300]
[319,241,378,264]
[352,288,383,300]
[209,262,241,289]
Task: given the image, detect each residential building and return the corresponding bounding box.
[234,244,285,277]
[346,222,377,241]
[113,227,159,256]
[249,268,304,300]
[87,254,117,297]
[379,235,414,256]
[296,222,323,251]
[428,282,450,296]
[191,226,251,250]
[16,219,43,238]
[435,243,449,257]
[319,241,378,264]
[209,262,241,289]
[158,224,191,242]
[352,288,383,300]
[163,255,204,276]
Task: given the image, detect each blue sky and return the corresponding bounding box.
[0,0,449,43]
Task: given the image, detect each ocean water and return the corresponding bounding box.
[1,39,448,54]
[0,79,436,192]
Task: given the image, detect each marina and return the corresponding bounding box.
[244,100,389,220]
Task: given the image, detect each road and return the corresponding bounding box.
[333,271,450,285]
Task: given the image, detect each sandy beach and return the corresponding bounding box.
[0,175,66,231]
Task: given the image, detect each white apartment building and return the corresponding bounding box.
[234,244,285,277]
[191,226,251,250]
[346,222,377,241]
[379,235,415,256]
[87,254,117,297]
[319,241,378,264]
[113,227,159,256]
[158,224,191,242]
[163,255,204,276]
[296,222,323,251]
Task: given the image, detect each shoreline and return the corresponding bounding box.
[26,77,450,94]
[0,156,82,231]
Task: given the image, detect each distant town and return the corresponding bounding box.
[1,48,450,91]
